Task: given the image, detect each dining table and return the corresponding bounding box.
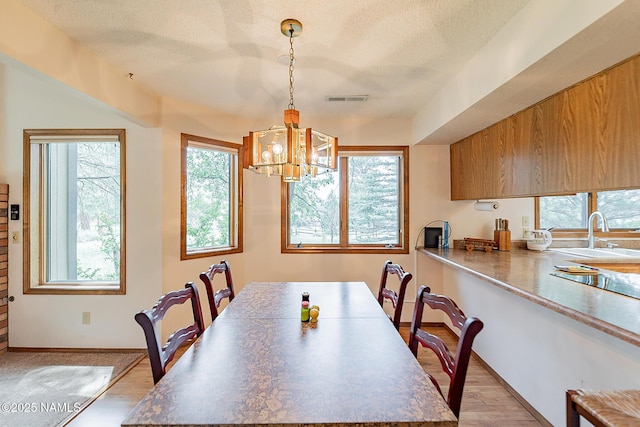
[122,281,458,426]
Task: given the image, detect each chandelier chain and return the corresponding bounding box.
[288,27,295,110]
[243,19,337,182]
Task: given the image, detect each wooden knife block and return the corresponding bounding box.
[494,230,511,251]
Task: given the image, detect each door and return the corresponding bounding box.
[0,184,8,353]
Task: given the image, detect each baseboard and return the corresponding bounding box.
[8,347,147,353]
[470,350,552,426]
[435,323,553,427]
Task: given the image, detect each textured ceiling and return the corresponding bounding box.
[13,0,530,121]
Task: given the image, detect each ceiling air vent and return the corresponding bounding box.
[325,95,369,102]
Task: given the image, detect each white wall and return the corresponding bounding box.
[0,63,163,348]
[157,100,484,336]
[0,58,536,348]
[158,97,250,334]
[0,0,537,347]
[0,0,159,127]
[448,198,535,242]
[0,68,536,347]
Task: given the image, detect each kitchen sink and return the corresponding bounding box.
[552,247,640,273]
[551,247,640,298]
[550,247,640,258]
[552,270,640,300]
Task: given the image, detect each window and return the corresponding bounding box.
[24,129,125,294]
[537,189,640,233]
[283,146,409,253]
[181,133,242,259]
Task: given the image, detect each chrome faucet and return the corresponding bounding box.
[587,211,609,249]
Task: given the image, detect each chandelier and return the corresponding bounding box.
[243,19,338,182]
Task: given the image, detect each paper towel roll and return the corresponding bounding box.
[474,201,499,211]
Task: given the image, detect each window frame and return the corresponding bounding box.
[180,133,243,260]
[281,145,409,254]
[23,128,126,295]
[535,191,639,238]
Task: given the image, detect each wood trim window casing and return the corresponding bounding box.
[23,129,126,295]
[281,145,409,254]
[180,133,243,260]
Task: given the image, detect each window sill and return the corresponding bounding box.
[181,247,242,260]
[24,285,125,295]
[281,247,409,254]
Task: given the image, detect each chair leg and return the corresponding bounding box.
[566,390,580,427]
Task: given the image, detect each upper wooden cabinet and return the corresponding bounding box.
[450,53,640,200]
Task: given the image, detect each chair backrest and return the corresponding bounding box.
[199,260,235,322]
[408,285,484,418]
[377,260,413,330]
[134,282,204,384]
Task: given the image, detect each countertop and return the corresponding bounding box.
[419,247,640,347]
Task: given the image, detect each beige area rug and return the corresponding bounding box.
[0,350,145,427]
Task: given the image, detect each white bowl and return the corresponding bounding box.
[527,241,550,251]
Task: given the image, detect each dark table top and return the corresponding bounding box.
[122,281,458,427]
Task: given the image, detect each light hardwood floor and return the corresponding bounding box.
[399,326,545,427]
[67,325,544,426]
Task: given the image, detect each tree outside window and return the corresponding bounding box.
[24,129,125,294]
[283,146,409,253]
[347,155,400,245]
[180,134,242,259]
[538,190,640,231]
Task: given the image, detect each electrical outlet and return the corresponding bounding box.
[11,232,20,244]
[82,312,91,324]
[522,216,530,227]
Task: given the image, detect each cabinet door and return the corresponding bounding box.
[450,122,508,200]
[450,53,640,200]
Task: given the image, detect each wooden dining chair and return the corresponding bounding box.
[199,260,235,322]
[377,260,413,330]
[409,285,484,418]
[566,389,640,426]
[134,282,205,384]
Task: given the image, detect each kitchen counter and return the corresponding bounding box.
[419,247,640,347]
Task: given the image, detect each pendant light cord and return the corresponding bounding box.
[288,27,295,110]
